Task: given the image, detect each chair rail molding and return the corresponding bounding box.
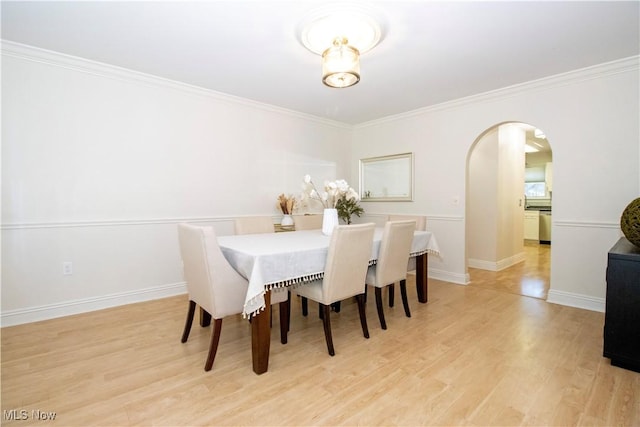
[1,215,281,230]
[554,219,620,229]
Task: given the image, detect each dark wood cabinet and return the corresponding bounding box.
[603,237,640,372]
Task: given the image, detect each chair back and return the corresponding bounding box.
[388,214,426,231]
[374,220,416,286]
[321,223,375,303]
[234,216,275,235]
[178,223,248,319]
[292,214,323,230]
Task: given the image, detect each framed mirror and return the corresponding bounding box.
[360,152,414,201]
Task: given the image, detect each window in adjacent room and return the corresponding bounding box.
[524,182,546,198]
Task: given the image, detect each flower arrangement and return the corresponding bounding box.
[300,175,363,223]
[301,175,358,208]
[336,196,364,224]
[276,193,296,215]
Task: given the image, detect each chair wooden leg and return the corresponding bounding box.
[279,300,289,344]
[181,300,196,343]
[355,294,370,339]
[400,279,411,318]
[388,283,395,307]
[204,318,223,371]
[320,301,341,318]
[199,307,212,327]
[301,297,308,316]
[320,304,335,356]
[375,287,387,330]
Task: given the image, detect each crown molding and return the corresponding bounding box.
[355,55,640,129]
[0,40,352,130]
[2,40,637,132]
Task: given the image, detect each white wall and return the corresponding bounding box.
[2,42,638,325]
[351,57,639,311]
[467,124,526,270]
[496,124,525,263]
[467,128,499,265]
[1,43,353,325]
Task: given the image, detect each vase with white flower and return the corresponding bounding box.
[300,175,363,235]
[276,193,296,226]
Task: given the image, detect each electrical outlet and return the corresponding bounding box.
[63,262,73,275]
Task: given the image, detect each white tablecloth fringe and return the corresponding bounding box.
[243,249,440,318]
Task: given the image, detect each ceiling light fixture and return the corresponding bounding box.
[322,37,360,88]
[298,5,384,88]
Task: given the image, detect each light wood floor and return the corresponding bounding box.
[2,274,638,426]
[469,241,551,300]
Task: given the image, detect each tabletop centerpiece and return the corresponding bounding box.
[277,193,296,226]
[300,175,362,235]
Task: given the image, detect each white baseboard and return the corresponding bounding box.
[427,268,470,285]
[546,289,605,313]
[4,276,603,327]
[1,282,187,327]
[468,252,525,272]
[2,267,470,327]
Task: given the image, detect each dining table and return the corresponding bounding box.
[216,227,440,374]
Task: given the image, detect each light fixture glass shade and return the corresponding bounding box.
[524,144,539,153]
[534,128,546,139]
[322,38,360,88]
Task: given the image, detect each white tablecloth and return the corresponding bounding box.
[217,228,440,317]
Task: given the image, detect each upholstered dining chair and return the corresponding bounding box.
[365,220,416,329]
[386,214,427,306]
[290,223,375,356]
[233,216,276,235]
[292,214,323,230]
[291,214,324,316]
[178,223,249,371]
[233,216,289,342]
[387,214,426,231]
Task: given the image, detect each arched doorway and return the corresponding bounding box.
[465,122,552,299]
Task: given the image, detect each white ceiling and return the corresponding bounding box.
[2,1,638,125]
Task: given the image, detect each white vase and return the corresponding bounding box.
[322,208,339,236]
[281,214,294,226]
